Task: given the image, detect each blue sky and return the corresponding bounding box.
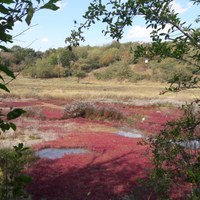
[9,0,199,51]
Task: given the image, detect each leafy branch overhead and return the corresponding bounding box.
[0,0,59,198]
[0,0,59,134]
[0,0,59,50]
[66,0,200,92]
[0,0,60,85]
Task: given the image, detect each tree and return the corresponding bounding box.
[66,0,200,199]
[0,0,60,128]
[66,0,200,93]
[0,0,59,198]
[73,68,87,83]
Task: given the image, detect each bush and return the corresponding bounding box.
[63,101,123,120]
[72,69,87,82]
[99,48,119,66]
[0,144,33,200]
[94,61,148,82]
[148,58,192,82]
[135,101,200,199]
[34,58,57,78]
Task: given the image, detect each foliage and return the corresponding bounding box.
[0,0,60,107]
[148,58,194,83]
[0,0,59,51]
[0,0,59,199]
[0,143,34,200]
[63,101,123,121]
[57,48,77,68]
[94,61,146,82]
[73,69,87,83]
[34,56,56,78]
[136,101,200,199]
[7,42,193,83]
[99,47,119,66]
[66,0,200,199]
[66,0,200,92]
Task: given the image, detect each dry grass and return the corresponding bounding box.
[1,76,199,102]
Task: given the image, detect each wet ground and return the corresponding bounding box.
[0,98,184,200]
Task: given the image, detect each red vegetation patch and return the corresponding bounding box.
[0,99,184,199]
[42,107,63,119]
[135,109,182,134]
[28,132,151,200]
[0,100,41,108]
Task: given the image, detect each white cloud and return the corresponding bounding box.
[126,24,172,41]
[41,37,49,43]
[170,0,192,14]
[56,1,67,11]
[126,26,151,41]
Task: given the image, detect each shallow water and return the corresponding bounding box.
[178,140,200,150]
[35,148,89,159]
[115,130,143,138]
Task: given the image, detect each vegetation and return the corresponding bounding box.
[0,0,59,199]
[6,77,199,101]
[140,101,200,199]
[63,101,123,120]
[1,42,195,84]
[66,0,200,199]
[0,144,34,200]
[0,0,199,199]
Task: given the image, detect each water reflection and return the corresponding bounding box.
[178,140,200,150]
[115,129,143,138]
[36,148,90,159]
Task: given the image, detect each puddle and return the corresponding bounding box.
[178,140,200,150]
[35,148,90,159]
[115,129,143,138]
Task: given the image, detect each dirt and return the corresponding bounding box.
[0,97,183,200]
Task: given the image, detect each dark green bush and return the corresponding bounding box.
[135,101,200,199]
[0,144,34,200]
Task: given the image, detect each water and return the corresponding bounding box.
[115,129,143,138]
[35,148,90,159]
[178,140,200,150]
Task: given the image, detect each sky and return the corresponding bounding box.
[8,0,200,52]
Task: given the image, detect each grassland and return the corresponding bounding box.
[2,76,199,103]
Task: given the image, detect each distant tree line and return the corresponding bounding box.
[0,41,195,83]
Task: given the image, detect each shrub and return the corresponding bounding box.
[72,69,87,82]
[135,101,200,199]
[99,48,119,66]
[93,61,148,82]
[63,101,123,120]
[0,144,33,200]
[35,58,56,78]
[148,58,193,82]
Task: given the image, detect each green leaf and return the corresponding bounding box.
[0,64,15,79]
[0,83,10,92]
[0,75,4,82]
[9,122,16,131]
[0,5,9,14]
[0,122,10,132]
[41,0,60,11]
[0,32,12,43]
[0,0,13,4]
[25,4,34,25]
[7,109,26,120]
[16,174,32,184]
[0,45,9,52]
